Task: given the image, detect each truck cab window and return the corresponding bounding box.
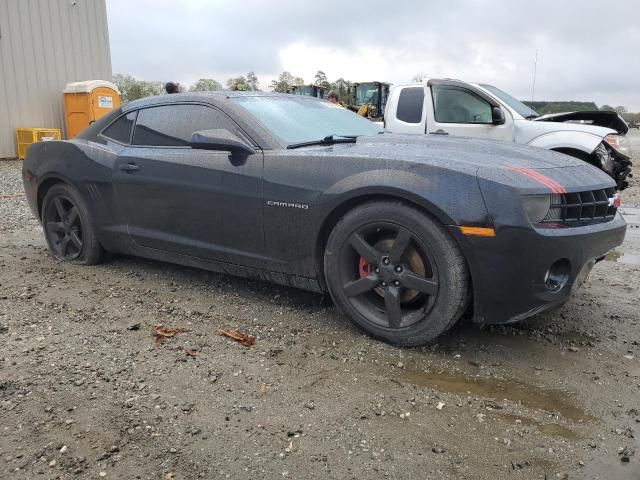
[397,87,424,124]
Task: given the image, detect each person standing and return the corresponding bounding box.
[165,82,180,94]
[327,91,343,107]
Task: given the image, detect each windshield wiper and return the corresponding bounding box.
[286,135,358,149]
[525,114,539,120]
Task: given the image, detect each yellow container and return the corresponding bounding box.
[63,80,121,139]
[16,128,62,160]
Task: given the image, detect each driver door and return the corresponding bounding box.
[111,103,265,268]
[426,85,514,142]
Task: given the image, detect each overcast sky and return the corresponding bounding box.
[106,0,640,110]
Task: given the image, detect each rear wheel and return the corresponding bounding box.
[42,184,105,265]
[324,202,469,346]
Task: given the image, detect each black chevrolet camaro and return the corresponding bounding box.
[23,92,626,346]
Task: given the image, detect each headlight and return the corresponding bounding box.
[604,134,631,158]
[523,194,551,223]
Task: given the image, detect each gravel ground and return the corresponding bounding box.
[624,129,640,205]
[1,141,639,479]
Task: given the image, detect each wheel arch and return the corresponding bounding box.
[37,176,68,219]
[526,130,602,154]
[314,190,463,290]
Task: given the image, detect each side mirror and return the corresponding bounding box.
[190,129,256,155]
[492,106,506,125]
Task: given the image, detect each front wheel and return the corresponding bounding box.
[324,202,469,346]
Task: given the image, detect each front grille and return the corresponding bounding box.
[542,188,617,225]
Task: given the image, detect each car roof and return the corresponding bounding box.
[119,90,325,150]
[122,90,301,112]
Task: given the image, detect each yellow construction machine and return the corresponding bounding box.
[348,81,391,122]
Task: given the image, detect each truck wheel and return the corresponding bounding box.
[324,201,469,346]
[42,184,106,265]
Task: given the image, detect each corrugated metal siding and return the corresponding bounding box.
[0,0,112,158]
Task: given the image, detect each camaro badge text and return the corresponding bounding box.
[266,200,309,210]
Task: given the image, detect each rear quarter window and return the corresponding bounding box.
[397,87,425,123]
[101,111,137,144]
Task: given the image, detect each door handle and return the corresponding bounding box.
[429,129,449,135]
[120,163,139,173]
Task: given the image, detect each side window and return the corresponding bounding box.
[396,87,424,123]
[132,104,240,147]
[101,111,137,144]
[432,86,492,124]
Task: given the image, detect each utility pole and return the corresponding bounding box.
[531,49,538,102]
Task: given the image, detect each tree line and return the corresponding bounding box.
[113,72,259,102]
[113,70,353,103]
[522,101,599,114]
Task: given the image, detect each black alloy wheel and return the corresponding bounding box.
[325,202,469,346]
[341,223,439,329]
[44,195,84,260]
[41,184,106,265]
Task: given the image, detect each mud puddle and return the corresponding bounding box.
[582,436,640,480]
[500,413,578,440]
[620,206,640,224]
[604,249,640,265]
[603,206,640,265]
[399,370,593,422]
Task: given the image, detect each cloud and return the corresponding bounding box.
[106,0,640,109]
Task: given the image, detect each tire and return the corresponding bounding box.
[324,201,469,346]
[41,183,106,265]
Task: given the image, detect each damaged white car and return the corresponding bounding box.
[385,79,632,189]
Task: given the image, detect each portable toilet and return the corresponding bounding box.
[63,80,121,139]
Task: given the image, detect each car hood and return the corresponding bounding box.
[304,134,615,192]
[533,110,628,135]
[347,133,586,170]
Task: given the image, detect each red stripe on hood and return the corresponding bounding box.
[505,165,567,194]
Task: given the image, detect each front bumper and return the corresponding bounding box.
[450,212,627,324]
[594,142,632,190]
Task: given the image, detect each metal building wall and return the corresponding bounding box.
[0,0,112,158]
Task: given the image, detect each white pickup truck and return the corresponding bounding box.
[384,79,632,189]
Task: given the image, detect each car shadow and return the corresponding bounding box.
[100,253,587,352]
[105,253,330,310]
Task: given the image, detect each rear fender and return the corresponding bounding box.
[29,141,122,242]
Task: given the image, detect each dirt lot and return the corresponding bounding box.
[1,135,639,480]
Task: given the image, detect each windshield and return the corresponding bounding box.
[293,86,313,96]
[479,84,539,118]
[355,83,379,106]
[233,96,383,146]
[293,85,324,98]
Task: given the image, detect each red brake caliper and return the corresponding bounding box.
[359,257,373,278]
